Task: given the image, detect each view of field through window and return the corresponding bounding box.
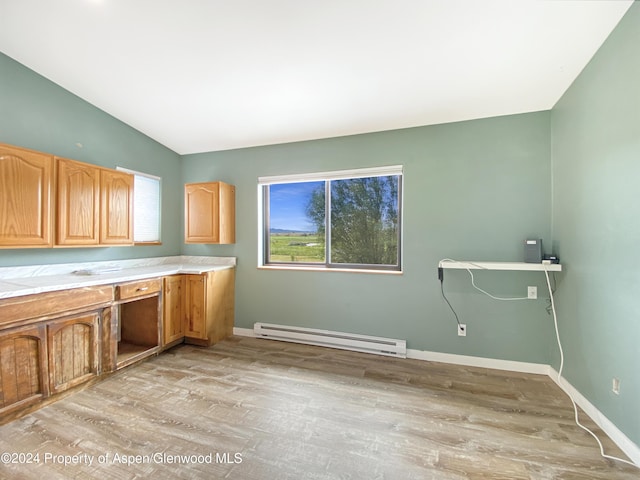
[268,181,325,263]
[267,175,400,268]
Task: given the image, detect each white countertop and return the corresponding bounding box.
[0,256,235,299]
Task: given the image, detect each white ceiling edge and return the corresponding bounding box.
[0,0,634,155]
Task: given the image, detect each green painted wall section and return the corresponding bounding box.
[183,112,556,363]
[0,52,183,265]
[551,3,640,447]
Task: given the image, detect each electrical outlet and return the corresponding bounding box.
[612,377,620,395]
[457,324,466,337]
[527,286,537,299]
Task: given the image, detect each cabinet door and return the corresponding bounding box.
[163,275,185,345]
[100,169,134,245]
[0,324,49,416]
[56,158,100,245]
[185,182,220,243]
[47,312,100,394]
[184,182,235,244]
[183,269,235,347]
[184,275,206,339]
[0,143,53,248]
[204,268,236,345]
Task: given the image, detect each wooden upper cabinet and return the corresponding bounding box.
[57,159,133,246]
[100,169,134,245]
[56,157,100,246]
[1,142,136,249]
[0,143,53,248]
[185,181,235,244]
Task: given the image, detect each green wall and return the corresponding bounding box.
[0,52,183,265]
[183,112,556,363]
[551,2,640,447]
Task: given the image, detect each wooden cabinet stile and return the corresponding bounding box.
[163,275,185,346]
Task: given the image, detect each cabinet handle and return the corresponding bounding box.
[136,287,149,292]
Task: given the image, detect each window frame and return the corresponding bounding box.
[258,166,403,273]
[117,167,162,245]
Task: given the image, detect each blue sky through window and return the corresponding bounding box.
[269,181,323,232]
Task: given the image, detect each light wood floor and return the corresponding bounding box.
[0,336,637,479]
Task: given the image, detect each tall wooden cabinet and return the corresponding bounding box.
[185,181,235,244]
[0,143,53,248]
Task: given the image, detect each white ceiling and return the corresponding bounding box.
[0,0,633,155]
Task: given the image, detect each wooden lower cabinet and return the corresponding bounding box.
[117,296,160,369]
[0,324,49,415]
[184,269,235,347]
[0,269,235,421]
[163,275,185,346]
[47,312,101,394]
[184,274,206,339]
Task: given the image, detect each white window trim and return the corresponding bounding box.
[258,165,403,185]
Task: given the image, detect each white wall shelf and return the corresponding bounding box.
[438,261,562,272]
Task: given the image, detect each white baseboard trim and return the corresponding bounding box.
[406,349,550,375]
[234,327,256,337]
[547,367,640,466]
[232,327,639,466]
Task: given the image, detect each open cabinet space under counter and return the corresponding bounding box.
[109,278,162,371]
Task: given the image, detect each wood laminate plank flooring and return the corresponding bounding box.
[0,336,637,479]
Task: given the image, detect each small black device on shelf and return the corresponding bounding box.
[543,254,560,264]
[524,239,543,263]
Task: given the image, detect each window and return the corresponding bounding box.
[259,166,402,271]
[117,167,161,244]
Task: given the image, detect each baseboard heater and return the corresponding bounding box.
[253,322,407,358]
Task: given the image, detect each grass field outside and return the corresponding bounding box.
[269,233,325,263]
